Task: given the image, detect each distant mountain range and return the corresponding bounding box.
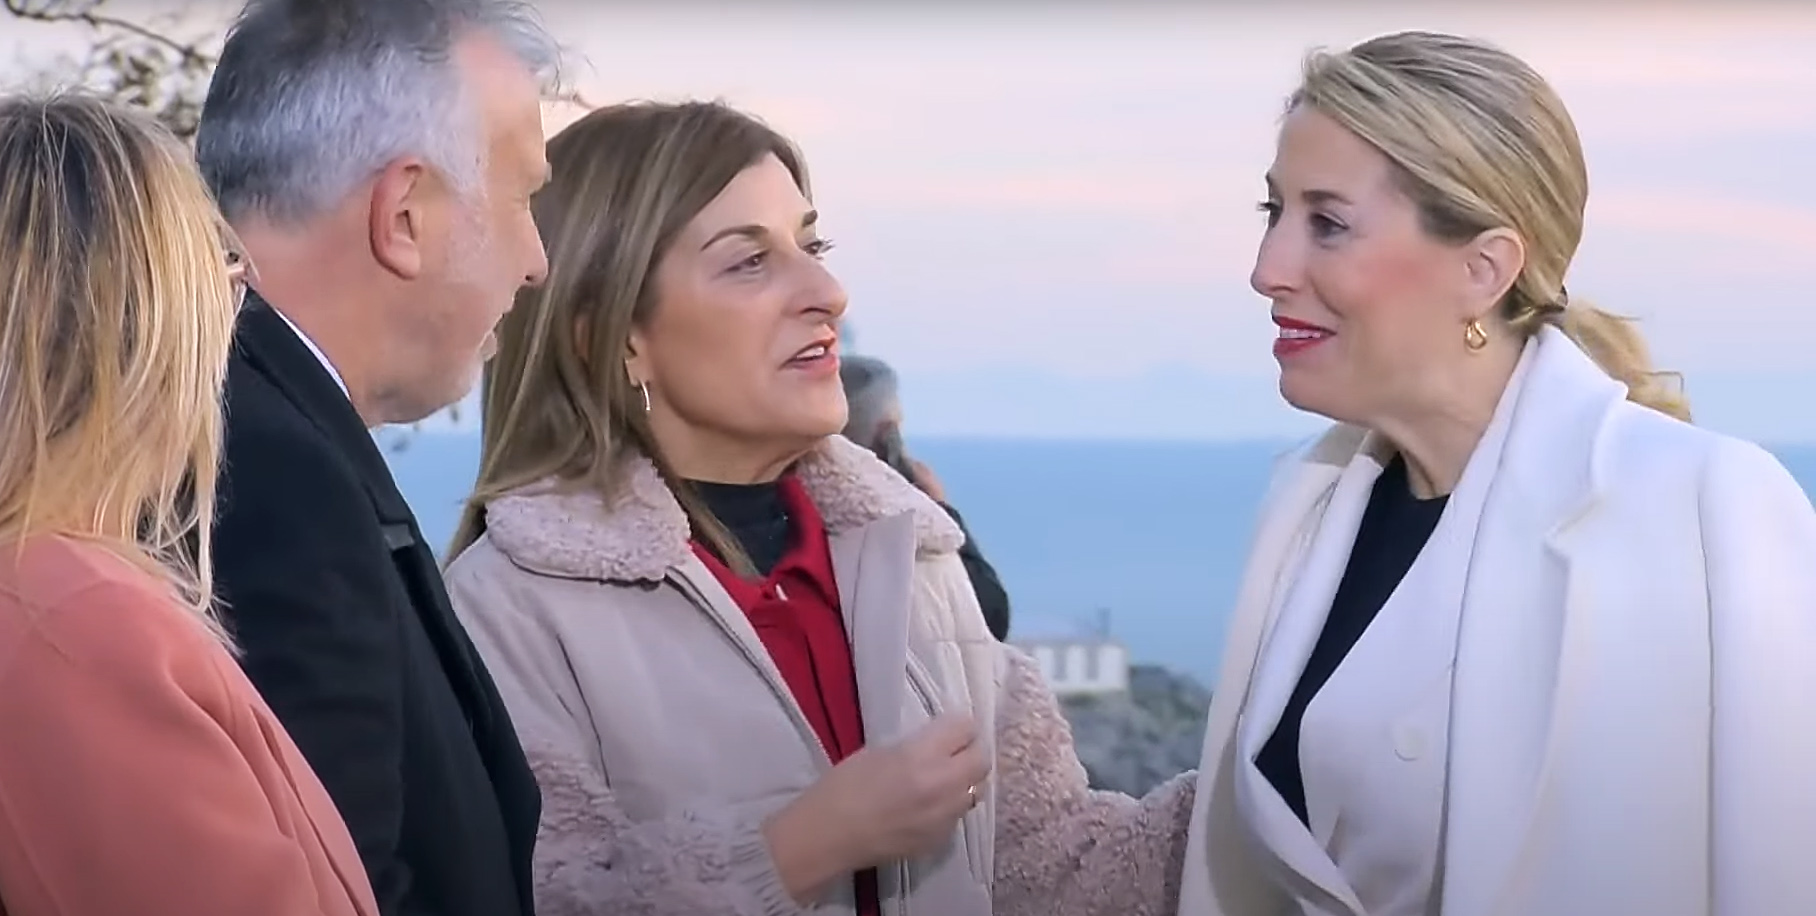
[389,366,1816,445]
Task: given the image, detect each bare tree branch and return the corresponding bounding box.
[5,0,212,65]
[6,0,580,447]
[6,0,219,139]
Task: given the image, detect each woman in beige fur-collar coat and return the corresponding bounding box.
[441,100,1192,916]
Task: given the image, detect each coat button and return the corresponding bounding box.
[1392,724,1426,761]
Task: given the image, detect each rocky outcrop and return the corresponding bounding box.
[1058,664,1210,797]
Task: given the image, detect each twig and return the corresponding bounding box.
[4,0,215,66]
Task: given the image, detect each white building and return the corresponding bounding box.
[1010,612,1130,697]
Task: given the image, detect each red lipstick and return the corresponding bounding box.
[1272,315,1334,359]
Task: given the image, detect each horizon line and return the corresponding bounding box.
[385,426,1816,450]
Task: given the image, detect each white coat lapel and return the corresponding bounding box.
[1209,432,1359,719]
[1440,327,1624,916]
[1238,450,1386,760]
[1181,438,1354,916]
[1224,440,1386,914]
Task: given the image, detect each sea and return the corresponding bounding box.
[383,433,1816,687]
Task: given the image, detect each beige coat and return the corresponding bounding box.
[444,436,1191,916]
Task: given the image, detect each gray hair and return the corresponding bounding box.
[839,355,901,449]
[195,0,561,225]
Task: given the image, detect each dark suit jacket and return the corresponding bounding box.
[212,299,539,916]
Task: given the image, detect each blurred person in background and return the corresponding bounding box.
[1179,30,1816,916]
[442,99,1192,916]
[841,354,1012,640]
[192,1,555,914]
[0,93,377,916]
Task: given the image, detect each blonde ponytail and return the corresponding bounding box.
[1555,302,1692,423]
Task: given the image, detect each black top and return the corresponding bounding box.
[692,476,1015,640]
[692,480,791,576]
[212,299,541,916]
[1256,454,1449,825]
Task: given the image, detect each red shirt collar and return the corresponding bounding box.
[690,473,840,607]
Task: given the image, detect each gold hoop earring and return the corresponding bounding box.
[1464,319,1489,352]
[638,381,652,413]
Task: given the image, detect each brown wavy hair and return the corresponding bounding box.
[448,100,808,574]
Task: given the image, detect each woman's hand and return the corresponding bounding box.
[763,713,991,902]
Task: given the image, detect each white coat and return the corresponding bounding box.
[1178,326,1816,916]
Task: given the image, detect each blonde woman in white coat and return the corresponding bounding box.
[1177,30,1816,916]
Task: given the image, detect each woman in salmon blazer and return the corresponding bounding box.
[0,94,378,916]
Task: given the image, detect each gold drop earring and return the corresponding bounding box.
[1463,319,1489,352]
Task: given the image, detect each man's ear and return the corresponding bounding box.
[1460,226,1526,319]
[370,158,431,280]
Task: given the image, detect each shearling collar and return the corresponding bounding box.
[481,434,965,582]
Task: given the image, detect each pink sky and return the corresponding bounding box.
[7,2,1814,439]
